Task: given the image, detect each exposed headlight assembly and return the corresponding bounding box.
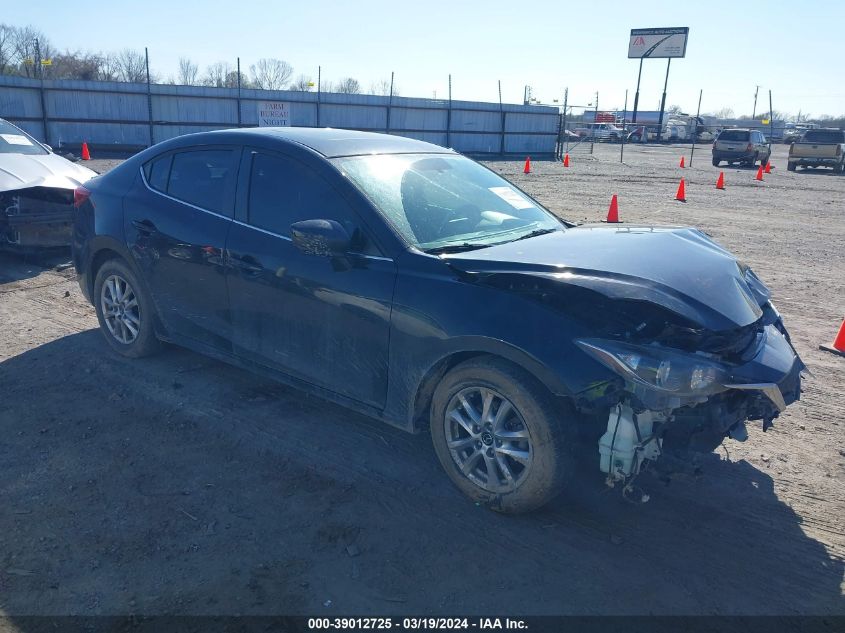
[576,338,730,397]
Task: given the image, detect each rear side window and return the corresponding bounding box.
[144,154,172,192]
[167,149,237,215]
[803,130,845,143]
[719,130,750,142]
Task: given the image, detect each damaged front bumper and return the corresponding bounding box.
[578,322,804,482]
[1,186,75,250]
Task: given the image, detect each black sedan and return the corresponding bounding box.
[72,128,803,513]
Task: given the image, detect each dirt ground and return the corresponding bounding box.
[0,143,843,619]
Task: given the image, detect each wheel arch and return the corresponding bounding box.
[409,342,570,433]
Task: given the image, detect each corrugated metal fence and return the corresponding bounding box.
[0,75,560,157]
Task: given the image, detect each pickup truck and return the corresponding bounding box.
[788,128,845,172]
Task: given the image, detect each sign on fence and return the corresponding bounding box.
[257,101,290,127]
[628,27,689,59]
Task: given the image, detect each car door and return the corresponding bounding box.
[225,148,396,408]
[124,146,239,352]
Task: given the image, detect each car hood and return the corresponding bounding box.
[0,152,97,192]
[442,225,766,331]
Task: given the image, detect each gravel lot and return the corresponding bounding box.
[0,142,843,618]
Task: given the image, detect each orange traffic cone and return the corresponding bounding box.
[679,156,685,168]
[820,318,845,357]
[523,157,531,174]
[716,172,725,190]
[755,165,764,181]
[563,153,570,167]
[764,160,772,174]
[606,194,619,223]
[675,178,686,202]
[81,142,91,161]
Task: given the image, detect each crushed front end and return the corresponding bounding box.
[0,186,76,251]
[576,297,804,484]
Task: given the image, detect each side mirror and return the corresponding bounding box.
[290,219,351,257]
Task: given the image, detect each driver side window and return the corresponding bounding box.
[247,152,379,255]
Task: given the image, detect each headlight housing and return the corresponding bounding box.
[576,338,730,397]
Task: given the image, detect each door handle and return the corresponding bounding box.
[132,219,157,235]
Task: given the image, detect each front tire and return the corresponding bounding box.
[430,358,574,514]
[93,258,161,358]
[712,157,720,167]
[787,162,797,172]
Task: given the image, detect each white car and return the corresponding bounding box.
[577,123,624,142]
[0,118,96,250]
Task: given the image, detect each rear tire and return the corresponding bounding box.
[787,162,797,172]
[835,161,844,174]
[712,157,720,167]
[430,357,574,514]
[93,258,161,358]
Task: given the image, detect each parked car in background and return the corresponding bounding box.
[0,118,96,251]
[788,128,845,173]
[574,123,624,142]
[626,126,658,143]
[73,127,804,514]
[712,129,771,167]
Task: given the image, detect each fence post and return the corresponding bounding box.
[316,66,321,127]
[386,71,394,134]
[237,57,242,127]
[498,80,505,156]
[145,47,153,146]
[561,88,568,155]
[447,74,452,148]
[689,89,702,166]
[35,39,49,146]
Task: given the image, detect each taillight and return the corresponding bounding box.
[73,185,91,208]
[837,146,842,156]
[746,143,753,151]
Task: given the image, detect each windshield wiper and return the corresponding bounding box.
[509,227,560,242]
[424,242,491,255]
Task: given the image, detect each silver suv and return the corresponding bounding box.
[712,129,771,167]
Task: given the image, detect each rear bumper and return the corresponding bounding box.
[712,150,756,161]
[788,156,840,166]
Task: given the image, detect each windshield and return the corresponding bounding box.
[334,153,563,251]
[0,120,48,156]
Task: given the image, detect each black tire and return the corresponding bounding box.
[835,161,844,174]
[93,257,161,358]
[712,157,720,167]
[787,162,797,172]
[430,357,574,514]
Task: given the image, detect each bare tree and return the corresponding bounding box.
[0,24,15,75]
[204,61,232,87]
[335,77,360,94]
[99,53,121,81]
[50,50,102,81]
[11,25,54,77]
[320,80,333,93]
[250,58,293,90]
[289,74,314,92]
[177,56,199,85]
[114,48,147,82]
[369,78,398,96]
[712,107,734,119]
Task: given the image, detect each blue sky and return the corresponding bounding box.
[5,0,844,117]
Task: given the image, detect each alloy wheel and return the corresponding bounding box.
[100,274,141,345]
[444,386,533,493]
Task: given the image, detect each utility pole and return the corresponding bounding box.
[752,85,760,119]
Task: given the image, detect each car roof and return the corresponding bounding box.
[204,127,455,158]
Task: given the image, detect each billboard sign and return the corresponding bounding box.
[257,101,290,127]
[628,27,689,59]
